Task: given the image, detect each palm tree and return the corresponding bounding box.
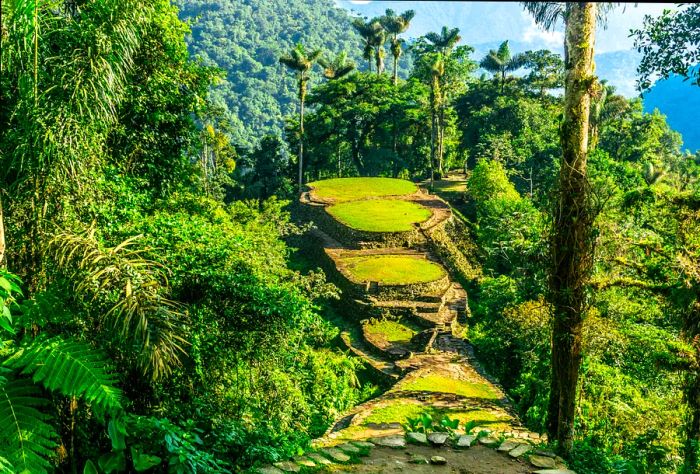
[522,1,616,455]
[424,26,461,56]
[429,55,445,185]
[319,52,355,177]
[352,18,385,74]
[422,27,461,177]
[279,43,322,190]
[380,9,415,84]
[318,51,355,80]
[479,40,527,93]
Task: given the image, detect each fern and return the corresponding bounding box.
[5,337,123,418]
[0,377,57,474]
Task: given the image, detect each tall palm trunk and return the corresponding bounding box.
[429,76,439,187]
[548,2,597,455]
[393,54,398,84]
[298,75,306,190]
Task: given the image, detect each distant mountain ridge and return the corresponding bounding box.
[177,0,699,152]
[643,69,700,153]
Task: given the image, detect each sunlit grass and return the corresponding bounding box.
[341,255,445,285]
[327,199,432,232]
[308,177,417,201]
[397,374,501,400]
[364,319,418,344]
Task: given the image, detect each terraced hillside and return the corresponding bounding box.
[255,178,575,473]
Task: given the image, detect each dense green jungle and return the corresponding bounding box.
[1,0,700,473]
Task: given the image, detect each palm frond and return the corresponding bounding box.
[48,230,187,380]
[521,2,566,31]
[0,377,57,474]
[480,53,504,74]
[5,337,123,418]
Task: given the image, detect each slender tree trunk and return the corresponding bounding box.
[393,54,398,85]
[0,194,6,269]
[298,77,305,190]
[429,80,438,188]
[548,2,597,455]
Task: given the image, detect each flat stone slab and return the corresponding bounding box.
[427,432,449,446]
[407,432,428,445]
[256,467,284,474]
[497,440,522,452]
[373,436,406,448]
[337,443,361,455]
[293,457,315,468]
[408,454,429,464]
[455,434,475,448]
[272,461,300,473]
[430,455,447,465]
[534,450,557,458]
[530,455,557,468]
[509,443,532,458]
[479,436,499,447]
[323,448,350,463]
[351,441,375,449]
[307,453,332,465]
[533,470,577,474]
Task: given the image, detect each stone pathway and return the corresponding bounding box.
[251,180,575,473]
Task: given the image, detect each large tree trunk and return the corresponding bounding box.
[548,2,597,455]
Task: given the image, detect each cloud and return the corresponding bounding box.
[521,12,564,48]
[349,0,372,4]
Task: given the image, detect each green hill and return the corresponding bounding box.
[175,0,365,148]
[176,0,415,148]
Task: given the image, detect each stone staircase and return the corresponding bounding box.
[253,181,577,473]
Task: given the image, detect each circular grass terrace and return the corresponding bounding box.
[326,199,431,233]
[341,255,445,285]
[364,319,419,345]
[307,177,417,202]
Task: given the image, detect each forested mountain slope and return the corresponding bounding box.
[643,68,700,152]
[175,0,366,148]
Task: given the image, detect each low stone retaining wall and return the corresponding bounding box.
[298,199,424,249]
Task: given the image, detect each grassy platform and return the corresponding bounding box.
[398,374,500,400]
[308,177,417,202]
[341,255,445,285]
[364,319,419,344]
[327,199,431,232]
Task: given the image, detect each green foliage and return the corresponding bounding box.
[0,377,57,474]
[5,337,123,418]
[632,5,700,91]
[175,0,370,148]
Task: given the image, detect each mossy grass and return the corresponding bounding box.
[308,177,417,202]
[341,255,445,285]
[362,398,511,429]
[327,199,431,232]
[397,374,500,400]
[364,319,418,344]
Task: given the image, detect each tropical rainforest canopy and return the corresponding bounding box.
[0,1,699,473]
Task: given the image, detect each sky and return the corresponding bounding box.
[333,1,679,96]
[336,2,674,54]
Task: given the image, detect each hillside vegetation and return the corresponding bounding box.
[1,1,700,473]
